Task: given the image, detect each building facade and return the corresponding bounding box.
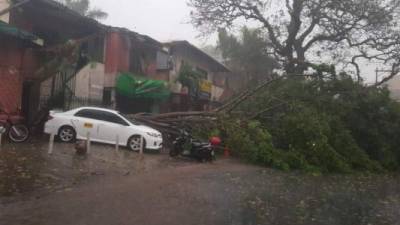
[164,41,232,111]
[0,0,233,125]
[0,0,103,123]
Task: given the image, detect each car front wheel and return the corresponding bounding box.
[128,135,146,151]
[58,126,76,143]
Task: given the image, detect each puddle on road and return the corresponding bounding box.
[0,139,171,198]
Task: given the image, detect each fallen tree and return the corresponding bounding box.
[133,71,400,173]
[131,74,306,136]
[130,76,289,136]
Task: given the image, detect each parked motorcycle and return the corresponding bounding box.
[170,130,217,162]
[0,110,30,143]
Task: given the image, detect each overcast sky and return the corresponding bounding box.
[90,0,212,46]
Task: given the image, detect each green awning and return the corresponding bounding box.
[116,73,171,100]
[0,21,42,45]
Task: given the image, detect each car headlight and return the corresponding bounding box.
[147,132,161,138]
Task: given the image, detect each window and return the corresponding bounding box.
[87,37,105,63]
[75,109,129,126]
[157,51,170,70]
[75,109,103,120]
[129,50,146,74]
[102,112,129,126]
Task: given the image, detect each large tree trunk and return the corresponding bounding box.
[285,51,308,76]
[285,61,307,76]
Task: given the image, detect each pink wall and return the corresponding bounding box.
[104,32,130,74]
[0,38,24,113]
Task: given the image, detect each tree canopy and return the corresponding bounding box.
[217,27,278,84]
[189,0,400,83]
[188,71,400,173]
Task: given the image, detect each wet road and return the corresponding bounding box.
[1,141,400,225]
[0,140,175,201]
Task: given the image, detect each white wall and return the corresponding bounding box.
[74,63,105,101]
[0,0,10,23]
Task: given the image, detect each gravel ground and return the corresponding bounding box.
[0,139,399,225]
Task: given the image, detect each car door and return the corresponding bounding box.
[97,111,130,145]
[72,109,102,141]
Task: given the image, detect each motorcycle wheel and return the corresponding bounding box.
[8,124,29,143]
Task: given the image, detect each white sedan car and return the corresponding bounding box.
[44,107,163,151]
